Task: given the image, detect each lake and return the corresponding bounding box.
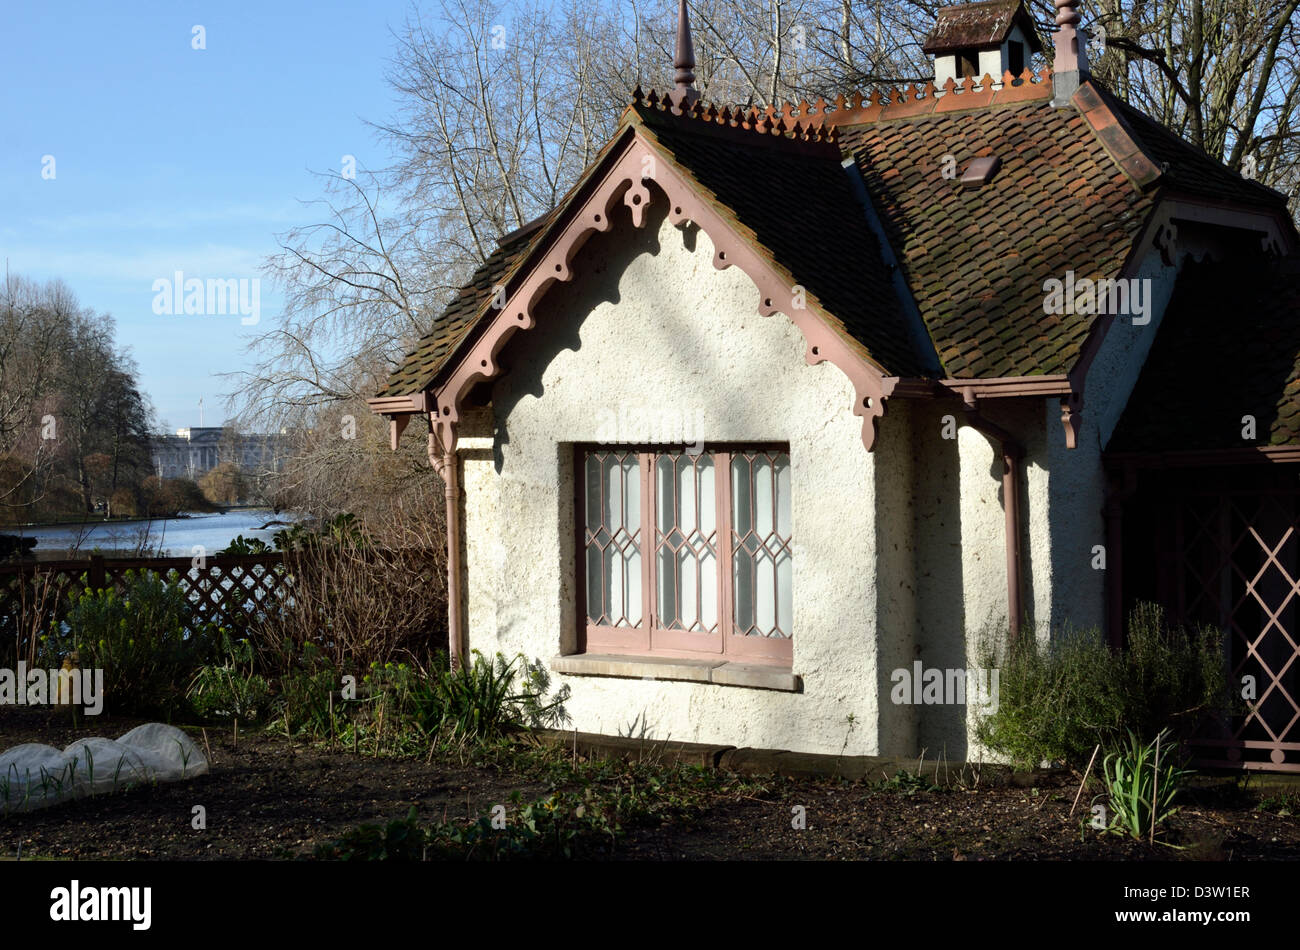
[8,509,299,558]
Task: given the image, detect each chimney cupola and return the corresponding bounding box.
[923,0,1042,90]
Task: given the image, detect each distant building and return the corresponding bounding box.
[150,427,290,480]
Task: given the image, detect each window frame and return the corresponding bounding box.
[575,442,793,667]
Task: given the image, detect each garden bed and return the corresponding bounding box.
[3,708,1297,861]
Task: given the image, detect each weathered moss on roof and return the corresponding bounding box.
[838,96,1151,378]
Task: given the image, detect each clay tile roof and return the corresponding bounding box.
[632,102,928,377]
[922,0,1043,54]
[1108,255,1300,452]
[837,92,1152,378]
[375,74,1296,400]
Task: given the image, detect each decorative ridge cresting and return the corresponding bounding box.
[630,86,841,152]
[628,67,1054,141]
[769,69,1054,128]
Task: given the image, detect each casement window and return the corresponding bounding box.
[579,445,792,665]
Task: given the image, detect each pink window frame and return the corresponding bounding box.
[576,443,793,667]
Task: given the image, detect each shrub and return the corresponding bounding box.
[198,462,245,506]
[427,651,558,740]
[359,658,442,743]
[108,487,141,518]
[58,570,217,717]
[2,568,66,670]
[260,649,569,752]
[142,477,218,517]
[976,603,1229,769]
[275,643,340,736]
[219,535,274,555]
[187,630,273,722]
[252,535,445,676]
[271,513,369,553]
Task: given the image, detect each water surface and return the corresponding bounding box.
[10,509,298,558]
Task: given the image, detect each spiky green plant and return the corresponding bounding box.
[1099,728,1191,842]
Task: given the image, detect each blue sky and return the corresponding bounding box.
[0,0,419,430]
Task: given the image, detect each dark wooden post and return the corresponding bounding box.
[88,555,106,592]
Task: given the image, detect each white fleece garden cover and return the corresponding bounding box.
[0,723,207,814]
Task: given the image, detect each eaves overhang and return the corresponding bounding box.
[371,114,901,464]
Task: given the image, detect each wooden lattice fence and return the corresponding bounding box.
[0,553,293,650]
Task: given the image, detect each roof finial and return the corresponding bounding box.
[1050,0,1090,107]
[668,0,699,112]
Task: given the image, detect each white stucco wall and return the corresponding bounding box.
[905,398,1032,760]
[1038,250,1180,635]
[871,398,920,755]
[461,445,500,646]
[462,201,913,756]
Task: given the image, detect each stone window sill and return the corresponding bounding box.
[550,654,801,692]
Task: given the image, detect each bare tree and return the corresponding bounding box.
[1086,0,1300,206]
[1,273,154,520]
[0,272,67,506]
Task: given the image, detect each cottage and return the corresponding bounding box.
[370,0,1300,771]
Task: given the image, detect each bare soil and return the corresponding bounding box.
[3,709,1298,861]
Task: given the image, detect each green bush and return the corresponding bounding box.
[976,603,1229,769]
[359,651,568,745]
[275,643,340,736]
[430,651,547,739]
[187,630,273,722]
[57,570,216,717]
[218,535,274,555]
[271,513,369,553]
[260,649,569,752]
